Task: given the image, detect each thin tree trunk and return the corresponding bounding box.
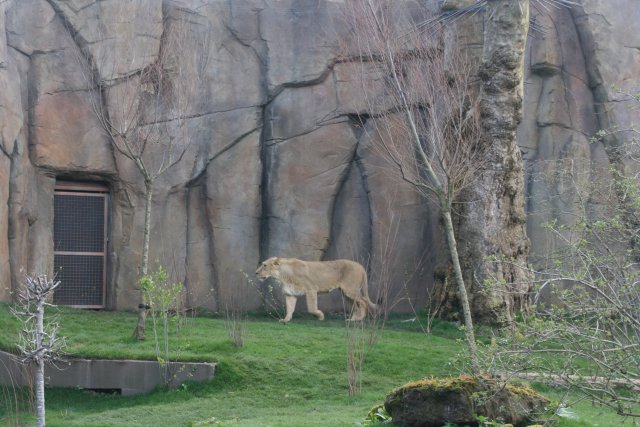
[134,181,153,340]
[371,0,481,364]
[35,303,45,427]
[354,0,483,368]
[141,182,152,277]
[441,205,480,374]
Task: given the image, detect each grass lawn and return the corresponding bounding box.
[0,303,633,426]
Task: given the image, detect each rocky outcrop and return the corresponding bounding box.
[521,2,640,280]
[0,0,638,316]
[384,376,549,427]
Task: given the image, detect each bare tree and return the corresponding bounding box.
[67,5,203,339]
[12,274,66,427]
[343,0,485,373]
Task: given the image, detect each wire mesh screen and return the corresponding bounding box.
[54,195,105,252]
[53,191,107,307]
[53,254,104,306]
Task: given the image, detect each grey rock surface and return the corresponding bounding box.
[0,0,637,316]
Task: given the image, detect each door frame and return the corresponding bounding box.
[53,180,109,308]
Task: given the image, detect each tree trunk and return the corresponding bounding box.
[453,0,532,323]
[35,303,45,427]
[141,181,152,277]
[133,181,153,340]
[441,205,480,374]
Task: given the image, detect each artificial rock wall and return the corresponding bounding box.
[0,0,638,314]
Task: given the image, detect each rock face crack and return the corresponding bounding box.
[269,61,337,99]
[189,127,260,187]
[42,0,121,173]
[254,1,272,265]
[44,1,93,65]
[265,116,348,147]
[323,140,367,261]
[568,5,615,146]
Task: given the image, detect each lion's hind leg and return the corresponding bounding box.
[349,299,367,321]
[305,292,325,321]
[340,285,367,321]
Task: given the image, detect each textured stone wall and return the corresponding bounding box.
[521,1,640,268]
[0,0,638,314]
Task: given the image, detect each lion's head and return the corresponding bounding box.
[255,257,281,280]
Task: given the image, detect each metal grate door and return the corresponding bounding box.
[53,182,108,308]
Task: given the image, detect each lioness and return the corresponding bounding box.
[255,257,376,323]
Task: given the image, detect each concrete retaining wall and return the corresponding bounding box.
[0,350,215,395]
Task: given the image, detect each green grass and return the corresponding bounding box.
[530,383,639,427]
[0,303,633,426]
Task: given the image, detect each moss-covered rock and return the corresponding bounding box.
[383,375,549,427]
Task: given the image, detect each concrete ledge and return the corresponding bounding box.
[0,350,215,395]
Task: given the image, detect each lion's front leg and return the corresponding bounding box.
[305,292,324,321]
[281,295,298,323]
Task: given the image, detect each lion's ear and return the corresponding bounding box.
[274,257,280,265]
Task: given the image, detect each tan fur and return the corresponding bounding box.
[255,257,376,322]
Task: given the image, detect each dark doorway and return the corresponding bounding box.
[53,181,109,308]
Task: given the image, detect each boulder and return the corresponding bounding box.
[384,376,549,427]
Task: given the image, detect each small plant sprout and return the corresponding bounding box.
[140,265,186,385]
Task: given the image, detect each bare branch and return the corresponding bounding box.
[342,0,486,374]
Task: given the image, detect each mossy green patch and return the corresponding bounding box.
[385,375,550,427]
